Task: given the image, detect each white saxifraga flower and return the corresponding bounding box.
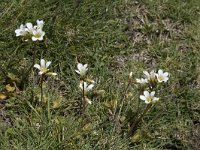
[143,70,156,81]
[15,24,28,36]
[136,78,148,84]
[79,82,94,93]
[36,20,44,29]
[34,59,57,75]
[25,22,34,34]
[156,69,169,83]
[32,29,45,41]
[15,20,45,41]
[75,63,88,76]
[140,91,159,104]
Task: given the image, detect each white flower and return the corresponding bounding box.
[34,59,56,75]
[15,20,45,41]
[136,78,148,84]
[36,20,44,29]
[25,22,34,34]
[79,82,94,93]
[15,24,28,36]
[75,63,88,76]
[156,69,169,83]
[32,29,45,41]
[143,70,156,81]
[140,91,159,104]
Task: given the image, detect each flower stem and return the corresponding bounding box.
[128,104,152,137]
[82,82,86,115]
[118,81,131,116]
[47,91,50,121]
[40,74,50,120]
[112,76,132,134]
[22,42,37,88]
[40,74,44,102]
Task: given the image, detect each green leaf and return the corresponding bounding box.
[7,73,20,82]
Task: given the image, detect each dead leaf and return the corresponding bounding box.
[0,93,7,100]
[5,84,15,92]
[52,98,62,109]
[83,123,93,131]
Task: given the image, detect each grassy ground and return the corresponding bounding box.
[1,0,200,149]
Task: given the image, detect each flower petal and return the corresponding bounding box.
[40,59,45,67]
[143,71,149,76]
[79,83,83,90]
[145,100,151,104]
[77,63,83,70]
[47,72,57,76]
[20,24,24,29]
[144,79,148,83]
[140,95,146,101]
[150,91,155,97]
[83,82,87,88]
[153,97,159,101]
[79,82,87,90]
[85,98,92,105]
[34,64,41,70]
[164,77,169,82]
[38,36,44,41]
[36,20,44,29]
[158,69,163,75]
[42,31,45,36]
[15,29,21,36]
[84,64,88,69]
[75,70,80,74]
[150,70,156,76]
[26,22,33,29]
[136,79,141,83]
[39,71,43,75]
[143,91,149,97]
[164,72,169,76]
[32,36,37,41]
[51,73,57,76]
[87,84,94,91]
[46,61,51,68]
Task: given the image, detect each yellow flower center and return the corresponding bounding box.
[146,96,152,102]
[34,33,41,38]
[158,75,164,81]
[40,67,48,73]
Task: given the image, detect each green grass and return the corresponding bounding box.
[1,0,200,149]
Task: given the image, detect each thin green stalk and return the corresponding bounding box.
[47,92,50,121]
[118,81,131,117]
[40,74,50,120]
[22,42,37,88]
[26,100,42,120]
[128,104,152,137]
[111,77,132,134]
[82,81,86,115]
[26,42,36,74]
[40,74,44,103]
